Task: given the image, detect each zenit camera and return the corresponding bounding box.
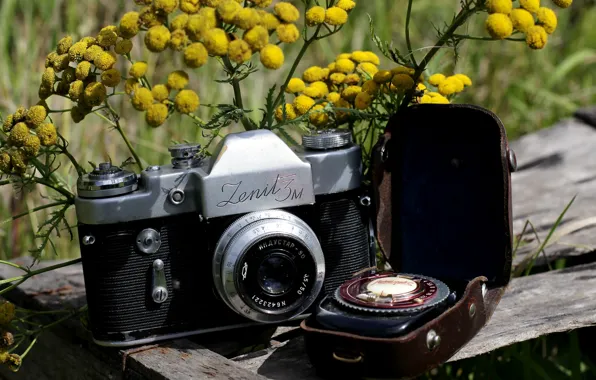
[74,129,376,347]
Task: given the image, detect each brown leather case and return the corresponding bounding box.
[301,104,517,379]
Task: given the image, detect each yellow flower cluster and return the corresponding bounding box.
[305,0,355,27]
[484,0,571,49]
[420,73,473,103]
[124,0,304,70]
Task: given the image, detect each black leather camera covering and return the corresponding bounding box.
[301,104,515,379]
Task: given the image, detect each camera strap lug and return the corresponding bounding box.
[151,259,169,304]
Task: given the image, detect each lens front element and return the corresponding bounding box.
[213,210,325,323]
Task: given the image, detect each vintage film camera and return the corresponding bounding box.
[74,129,376,347]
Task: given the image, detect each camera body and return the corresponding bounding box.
[75,129,376,347]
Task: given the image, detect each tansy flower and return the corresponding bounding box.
[327,92,341,104]
[41,67,56,87]
[330,73,347,85]
[84,82,107,106]
[84,45,104,62]
[68,41,88,62]
[53,54,70,72]
[357,62,378,78]
[373,70,392,84]
[486,0,513,14]
[309,105,329,127]
[454,74,472,86]
[0,152,10,173]
[391,74,415,92]
[327,62,337,72]
[204,28,229,56]
[525,25,548,49]
[94,52,116,71]
[55,80,70,96]
[260,44,284,69]
[131,87,154,111]
[7,123,29,147]
[355,91,373,110]
[486,13,513,39]
[119,11,141,39]
[258,10,281,30]
[438,76,464,96]
[228,39,252,63]
[125,78,141,95]
[364,51,380,65]
[306,6,325,26]
[303,66,326,83]
[62,67,76,83]
[26,105,47,127]
[57,36,73,55]
[321,68,330,80]
[244,26,269,51]
[362,80,379,94]
[22,135,41,157]
[146,103,169,127]
[152,84,171,102]
[429,95,450,104]
[303,86,323,99]
[217,0,241,23]
[174,89,200,114]
[154,0,178,13]
[274,2,300,23]
[97,26,118,48]
[286,78,306,93]
[168,71,190,90]
[145,25,171,52]
[293,95,315,115]
[233,8,261,30]
[277,23,300,43]
[139,6,166,27]
[101,69,121,87]
[180,0,201,13]
[202,0,223,6]
[37,123,57,146]
[45,52,58,68]
[76,61,92,80]
[337,53,352,60]
[80,36,96,46]
[343,73,360,85]
[536,7,557,34]
[169,29,189,50]
[251,0,273,7]
[115,39,134,55]
[336,0,356,11]
[184,42,208,68]
[509,8,535,33]
[9,150,27,173]
[428,73,446,86]
[2,115,13,132]
[336,58,355,74]
[552,0,572,8]
[350,51,369,63]
[275,104,297,121]
[519,0,540,13]
[38,84,51,100]
[325,7,348,26]
[341,85,362,101]
[171,14,189,30]
[13,107,27,122]
[71,105,88,123]
[68,80,84,101]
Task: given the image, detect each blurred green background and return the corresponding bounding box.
[1,1,596,378]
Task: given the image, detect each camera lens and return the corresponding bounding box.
[257,252,297,296]
[213,210,325,324]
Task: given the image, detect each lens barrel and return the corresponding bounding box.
[212,210,326,323]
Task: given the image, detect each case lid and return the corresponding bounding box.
[372,104,515,287]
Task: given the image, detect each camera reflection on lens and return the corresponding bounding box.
[257,252,297,296]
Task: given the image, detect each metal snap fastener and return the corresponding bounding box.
[426,330,441,351]
[82,235,95,245]
[469,303,476,318]
[136,229,161,254]
[508,149,517,172]
[359,196,371,207]
[168,188,185,205]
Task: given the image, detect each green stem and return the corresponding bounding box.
[19,336,37,361]
[47,108,73,114]
[32,177,74,201]
[103,101,144,172]
[453,34,525,41]
[2,200,69,224]
[222,57,255,131]
[405,0,417,67]
[57,134,85,177]
[0,258,82,290]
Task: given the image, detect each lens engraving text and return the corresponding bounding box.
[217,174,304,207]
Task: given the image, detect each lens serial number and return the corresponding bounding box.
[251,295,287,308]
[297,274,310,295]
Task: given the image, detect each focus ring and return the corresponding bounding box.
[302,129,352,150]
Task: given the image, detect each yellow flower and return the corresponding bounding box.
[454,74,472,87]
[260,44,284,69]
[55,80,70,96]
[53,54,70,72]
[119,11,141,39]
[101,69,121,87]
[275,103,297,121]
[244,26,269,51]
[233,8,261,30]
[373,70,392,84]
[308,105,329,127]
[391,73,415,92]
[486,13,513,39]
[45,51,58,68]
[293,95,315,115]
[202,0,223,6]
[217,0,241,23]
[26,105,47,127]
[258,10,281,30]
[152,84,171,102]
[37,123,57,146]
[9,149,27,173]
[277,23,300,43]
[327,62,337,72]
[62,67,76,83]
[38,84,52,100]
[337,53,352,60]
[145,25,171,52]
[84,45,104,62]
[84,82,107,106]
[336,0,356,11]
[429,95,450,104]
[204,28,229,56]
[94,52,116,71]
[139,6,166,28]
[168,71,190,90]
[343,73,361,85]
[2,115,13,132]
[130,62,148,79]
[350,51,368,63]
[525,25,548,49]
[97,26,118,48]
[419,94,432,104]
[76,61,91,80]
[520,0,540,13]
[335,58,355,74]
[131,87,154,111]
[329,73,346,85]
[124,78,141,95]
[325,7,348,26]
[428,73,446,86]
[69,80,85,101]
[7,123,29,147]
[327,92,341,104]
[146,103,169,127]
[228,39,252,63]
[115,39,134,55]
[23,134,41,157]
[68,41,88,62]
[154,0,178,13]
[364,51,380,65]
[57,36,73,55]
[486,0,513,14]
[13,107,27,122]
[536,7,557,34]
[362,80,379,94]
[306,6,325,26]
[286,78,306,93]
[41,67,56,88]
[509,8,535,33]
[341,85,361,101]
[184,42,209,68]
[71,105,89,123]
[302,66,326,83]
[80,36,96,46]
[251,0,272,7]
[357,62,378,78]
[303,83,325,98]
[0,152,11,173]
[169,29,189,51]
[355,91,373,110]
[552,0,572,8]
[438,76,464,96]
[180,0,201,13]
[174,89,200,114]
[274,2,300,23]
